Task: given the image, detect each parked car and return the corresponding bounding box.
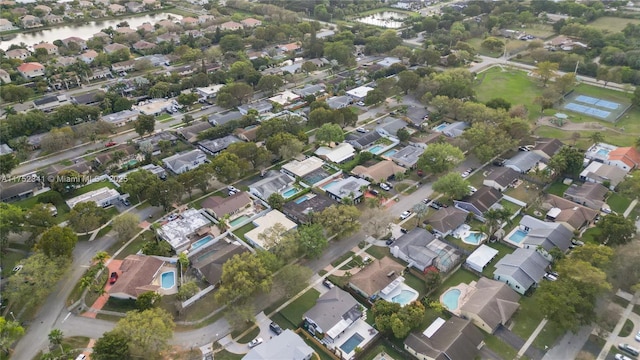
[109,272,118,284]
[468,186,477,194]
[619,344,640,356]
[615,354,633,360]
[356,101,365,106]
[429,202,441,210]
[356,127,367,133]
[400,227,408,234]
[105,141,117,147]
[400,210,412,220]
[518,145,534,152]
[385,239,395,246]
[12,265,23,273]
[493,158,505,166]
[380,183,391,191]
[422,198,431,204]
[543,273,557,281]
[571,239,584,246]
[269,322,283,335]
[635,331,640,342]
[227,185,239,193]
[322,279,334,289]
[369,189,379,196]
[249,338,263,348]
[167,214,179,221]
[121,198,130,206]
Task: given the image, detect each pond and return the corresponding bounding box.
[355,11,409,29]
[0,12,182,50]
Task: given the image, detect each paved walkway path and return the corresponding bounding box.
[597,291,639,360]
[517,319,548,359]
[623,199,638,218]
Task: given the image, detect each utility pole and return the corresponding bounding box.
[574,60,580,74]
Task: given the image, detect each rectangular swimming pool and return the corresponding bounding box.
[433,122,449,131]
[368,145,384,154]
[383,149,397,157]
[508,229,528,244]
[340,333,364,354]
[229,215,250,227]
[191,235,213,250]
[282,187,300,199]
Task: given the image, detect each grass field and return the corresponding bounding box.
[607,193,632,214]
[279,289,320,327]
[588,16,640,33]
[475,68,545,120]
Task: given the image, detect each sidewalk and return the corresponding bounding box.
[517,319,548,359]
[597,291,639,360]
[623,199,638,218]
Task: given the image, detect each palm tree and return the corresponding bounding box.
[48,329,64,355]
[3,106,16,116]
[484,208,511,236]
[92,251,110,268]
[178,252,189,285]
[589,132,604,145]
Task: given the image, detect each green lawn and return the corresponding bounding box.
[482,242,515,278]
[533,321,566,350]
[580,227,602,245]
[445,235,477,253]
[331,251,355,267]
[101,297,137,313]
[484,333,519,360]
[213,349,243,360]
[2,250,28,279]
[588,16,640,33]
[607,193,632,214]
[359,343,405,360]
[232,222,256,242]
[403,271,428,297]
[365,246,390,260]
[546,181,570,197]
[620,319,635,337]
[279,289,320,327]
[112,231,152,259]
[512,293,546,339]
[475,68,545,120]
[237,326,260,343]
[66,181,118,199]
[435,269,479,297]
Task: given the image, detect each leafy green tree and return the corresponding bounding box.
[0,203,24,251]
[50,169,85,194]
[315,123,344,144]
[481,37,504,52]
[48,329,64,354]
[133,114,155,138]
[0,84,34,103]
[145,179,184,211]
[372,300,425,339]
[176,281,199,301]
[396,128,410,142]
[120,170,158,203]
[397,70,420,95]
[589,132,605,144]
[314,205,361,238]
[177,92,198,107]
[267,193,285,211]
[112,213,141,241]
[308,108,334,128]
[209,152,250,183]
[0,316,24,356]
[297,224,328,258]
[219,34,244,52]
[432,172,471,200]
[68,201,108,233]
[136,291,162,311]
[597,214,637,246]
[547,146,584,177]
[364,89,386,105]
[25,203,56,237]
[266,132,303,159]
[5,253,69,310]
[256,75,284,96]
[485,98,511,111]
[463,122,517,163]
[112,308,173,359]
[273,264,313,297]
[215,252,273,305]
[617,170,640,198]
[533,61,559,86]
[0,153,18,175]
[226,142,271,170]
[38,226,78,259]
[92,330,131,360]
[417,143,464,174]
[216,83,254,108]
[483,208,511,236]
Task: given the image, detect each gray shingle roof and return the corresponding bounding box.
[505,152,544,173]
[303,287,361,332]
[494,248,549,290]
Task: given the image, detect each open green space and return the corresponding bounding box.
[365,245,390,260]
[113,232,150,259]
[445,235,477,253]
[2,250,28,279]
[475,68,544,120]
[232,222,256,242]
[612,295,631,308]
[484,333,519,360]
[279,289,320,328]
[34,336,91,360]
[482,242,515,278]
[533,321,566,350]
[588,16,640,33]
[607,193,632,214]
[101,297,137,313]
[181,290,219,322]
[435,269,479,297]
[331,251,355,268]
[580,227,602,245]
[403,271,428,297]
[512,293,546,339]
[546,181,570,197]
[213,349,243,360]
[620,319,635,337]
[237,326,260,343]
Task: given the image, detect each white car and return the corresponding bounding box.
[615,354,633,360]
[356,101,365,106]
[468,186,477,194]
[543,273,558,281]
[248,338,263,348]
[400,210,412,220]
[356,127,367,133]
[461,171,470,178]
[635,331,640,342]
[380,183,391,191]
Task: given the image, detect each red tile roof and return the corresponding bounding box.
[608,147,640,169]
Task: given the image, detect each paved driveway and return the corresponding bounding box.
[494,325,544,360]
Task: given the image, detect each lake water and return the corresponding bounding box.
[0,13,182,50]
[355,11,409,28]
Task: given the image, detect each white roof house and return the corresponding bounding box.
[196,85,224,99]
[346,86,374,100]
[315,142,356,164]
[268,90,300,106]
[466,244,499,273]
[281,156,324,178]
[242,329,313,360]
[157,209,211,251]
[244,210,297,249]
[66,187,121,208]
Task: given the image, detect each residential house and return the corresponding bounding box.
[93,145,137,168]
[346,86,374,101]
[269,90,300,106]
[156,33,181,44]
[208,111,242,126]
[585,142,618,163]
[324,176,370,204]
[352,160,404,183]
[108,3,126,13]
[101,109,139,127]
[405,106,430,128]
[104,43,129,55]
[157,209,212,252]
[33,94,67,112]
[240,17,262,27]
[190,239,248,285]
[142,0,160,9]
[438,121,469,138]
[242,330,313,360]
[546,35,588,51]
[66,187,122,208]
[303,287,363,344]
[21,15,41,28]
[132,40,157,52]
[428,207,468,238]
[458,277,520,334]
[532,138,564,160]
[201,192,252,220]
[0,181,43,203]
[483,167,519,192]
[198,135,241,156]
[196,84,224,100]
[218,21,243,31]
[0,69,11,84]
[518,215,574,256]
[55,57,77,67]
[117,163,166,180]
[5,48,29,60]
[234,125,260,142]
[114,27,136,35]
[92,32,112,42]
[390,145,426,168]
[71,91,103,106]
[180,16,198,26]
[315,142,356,164]
[348,256,405,299]
[108,254,164,299]
[282,156,324,179]
[494,248,550,295]
[542,194,599,231]
[504,151,545,174]
[137,22,154,32]
[62,37,87,50]
[404,317,484,360]
[238,101,273,115]
[390,228,462,273]
[580,161,627,190]
[282,193,335,224]
[244,210,297,249]
[279,42,301,53]
[347,131,381,150]
[198,14,215,24]
[112,59,136,73]
[42,14,63,24]
[453,186,502,219]
[0,144,13,155]
[86,67,112,81]
[326,95,352,110]
[0,18,14,32]
[563,182,608,211]
[176,122,213,143]
[315,29,335,39]
[465,244,499,273]
[293,84,325,98]
[33,42,58,55]
[377,57,402,67]
[79,50,98,63]
[125,1,144,12]
[249,170,294,200]
[34,4,51,15]
[606,146,640,171]
[376,117,408,137]
[162,149,208,174]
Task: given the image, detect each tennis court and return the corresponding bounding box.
[561,91,630,123]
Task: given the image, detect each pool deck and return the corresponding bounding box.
[504,228,526,248]
[155,266,178,295]
[333,318,377,359]
[439,281,477,316]
[378,282,419,307]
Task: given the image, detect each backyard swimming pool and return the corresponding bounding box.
[463,231,486,245]
[229,215,250,227]
[507,229,528,245]
[161,271,175,289]
[294,194,310,204]
[191,235,213,250]
[392,289,418,306]
[368,145,385,154]
[340,333,364,354]
[433,122,450,132]
[383,149,397,157]
[282,187,300,199]
[322,180,341,190]
[441,289,461,311]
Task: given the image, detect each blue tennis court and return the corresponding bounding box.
[563,102,611,119]
[574,95,620,110]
